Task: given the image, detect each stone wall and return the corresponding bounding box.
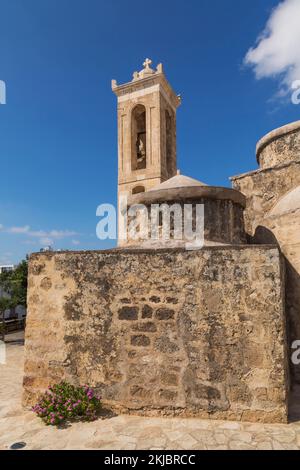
[256,121,300,169]
[231,161,300,385]
[264,205,300,384]
[231,161,300,236]
[23,247,288,423]
[124,198,246,249]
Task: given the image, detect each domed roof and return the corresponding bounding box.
[128,171,245,208]
[149,173,207,192]
[256,120,300,158]
[256,120,300,166]
[269,185,300,217]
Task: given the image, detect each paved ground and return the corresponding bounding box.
[1,332,300,450]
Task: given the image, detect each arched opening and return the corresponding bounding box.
[165,110,172,176]
[131,105,146,171]
[132,186,145,195]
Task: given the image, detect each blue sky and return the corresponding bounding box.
[0,0,299,264]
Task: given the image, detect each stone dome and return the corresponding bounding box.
[128,173,245,207]
[123,174,246,249]
[148,173,207,191]
[269,185,300,217]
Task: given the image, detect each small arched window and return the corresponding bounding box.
[132,105,146,171]
[132,186,145,195]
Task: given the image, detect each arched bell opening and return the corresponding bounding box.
[131,105,147,171]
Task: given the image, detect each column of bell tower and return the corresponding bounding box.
[112,59,181,202]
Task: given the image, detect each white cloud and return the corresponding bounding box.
[1,224,79,251]
[48,230,77,238]
[39,237,54,247]
[2,225,77,240]
[8,225,30,234]
[27,229,77,239]
[245,0,300,94]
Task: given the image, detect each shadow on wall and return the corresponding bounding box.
[251,226,300,416]
[285,259,300,385]
[252,226,278,245]
[285,259,300,422]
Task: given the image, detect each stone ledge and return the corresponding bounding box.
[230,160,300,182]
[29,244,280,260]
[128,185,246,207]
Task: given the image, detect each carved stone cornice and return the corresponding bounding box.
[112,60,181,109]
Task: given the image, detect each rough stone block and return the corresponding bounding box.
[142,305,153,318]
[131,335,151,347]
[155,308,175,320]
[118,306,138,320]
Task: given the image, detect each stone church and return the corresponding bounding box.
[23,59,300,424]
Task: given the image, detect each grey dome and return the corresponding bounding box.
[148,174,207,192]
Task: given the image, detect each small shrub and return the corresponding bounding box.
[32,381,101,426]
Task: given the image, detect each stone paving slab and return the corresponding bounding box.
[1,332,300,450]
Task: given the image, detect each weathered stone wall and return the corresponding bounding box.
[231,161,300,236]
[231,161,300,386]
[264,204,300,384]
[23,247,288,423]
[257,121,300,169]
[124,198,246,249]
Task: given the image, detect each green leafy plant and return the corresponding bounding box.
[32,382,102,425]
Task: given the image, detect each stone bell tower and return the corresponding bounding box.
[112,59,181,200]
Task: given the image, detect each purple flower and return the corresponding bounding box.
[86,389,94,399]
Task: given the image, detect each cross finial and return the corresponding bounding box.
[143,58,152,69]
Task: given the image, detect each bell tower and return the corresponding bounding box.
[112,59,181,200]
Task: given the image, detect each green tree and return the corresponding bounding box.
[0,260,28,341]
[0,297,12,341]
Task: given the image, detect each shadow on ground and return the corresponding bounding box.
[55,408,118,430]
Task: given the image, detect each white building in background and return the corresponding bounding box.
[0,265,14,274]
[0,265,26,320]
